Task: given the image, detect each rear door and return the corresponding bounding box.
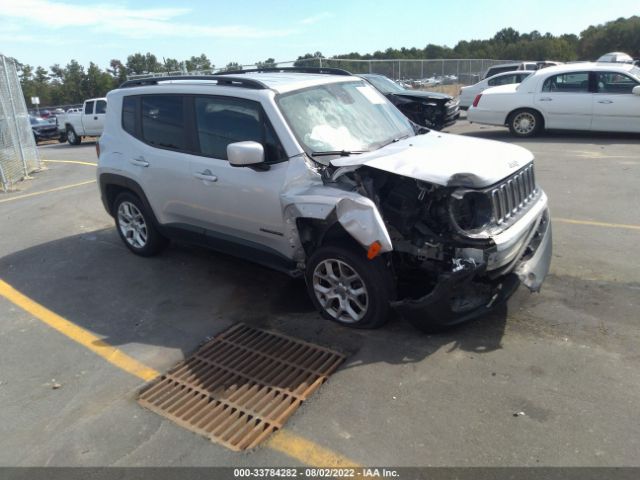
[592,71,640,133]
[121,94,198,230]
[534,71,593,130]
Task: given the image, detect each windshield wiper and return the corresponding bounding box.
[311,150,366,157]
[377,134,410,150]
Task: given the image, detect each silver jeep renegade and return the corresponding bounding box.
[98,68,551,331]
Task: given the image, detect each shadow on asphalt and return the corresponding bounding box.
[0,227,509,370]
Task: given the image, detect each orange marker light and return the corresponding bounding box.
[367,241,382,260]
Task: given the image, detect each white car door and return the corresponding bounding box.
[592,71,640,133]
[187,95,292,258]
[534,71,593,130]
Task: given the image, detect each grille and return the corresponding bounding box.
[490,163,537,224]
[138,323,345,451]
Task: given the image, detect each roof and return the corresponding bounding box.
[231,72,358,94]
[119,72,360,95]
[529,62,637,77]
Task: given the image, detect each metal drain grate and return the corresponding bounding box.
[138,323,345,450]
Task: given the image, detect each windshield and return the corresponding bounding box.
[629,66,640,82]
[361,75,405,94]
[277,80,413,162]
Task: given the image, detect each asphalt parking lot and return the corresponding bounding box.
[1,119,639,467]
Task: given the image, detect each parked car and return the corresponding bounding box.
[30,115,64,144]
[98,69,551,331]
[468,62,640,136]
[597,52,634,64]
[358,73,460,130]
[459,71,532,109]
[58,97,107,145]
[483,62,538,80]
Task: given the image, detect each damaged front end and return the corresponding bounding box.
[326,160,552,330]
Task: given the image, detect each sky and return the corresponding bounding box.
[0,0,638,70]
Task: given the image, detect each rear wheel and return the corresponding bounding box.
[508,109,543,137]
[66,127,81,145]
[305,244,391,329]
[113,192,167,256]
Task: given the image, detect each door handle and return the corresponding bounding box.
[194,169,218,182]
[597,100,613,104]
[539,97,553,101]
[94,116,98,120]
[130,156,149,167]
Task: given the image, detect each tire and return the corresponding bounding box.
[508,109,543,137]
[58,133,67,143]
[66,127,81,145]
[113,192,168,256]
[305,243,392,329]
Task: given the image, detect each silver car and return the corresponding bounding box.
[98,69,551,331]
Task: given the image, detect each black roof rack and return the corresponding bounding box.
[216,67,353,76]
[119,75,267,90]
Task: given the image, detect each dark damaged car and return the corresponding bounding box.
[358,73,460,130]
[98,70,550,332]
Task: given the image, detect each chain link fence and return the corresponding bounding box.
[0,54,41,192]
[294,58,518,86]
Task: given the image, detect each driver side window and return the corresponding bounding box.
[194,96,286,163]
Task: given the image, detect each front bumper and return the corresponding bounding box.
[393,207,552,331]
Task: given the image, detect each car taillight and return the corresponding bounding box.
[472,94,482,108]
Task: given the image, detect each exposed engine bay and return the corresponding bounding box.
[317,161,550,326]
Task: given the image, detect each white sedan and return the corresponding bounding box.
[467,63,640,136]
[459,71,532,109]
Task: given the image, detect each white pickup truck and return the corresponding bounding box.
[60,98,107,145]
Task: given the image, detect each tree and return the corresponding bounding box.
[163,57,182,72]
[255,58,277,69]
[184,54,212,72]
[126,52,162,75]
[224,62,243,71]
[108,59,128,84]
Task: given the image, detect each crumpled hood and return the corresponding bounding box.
[330,131,534,188]
[394,90,452,102]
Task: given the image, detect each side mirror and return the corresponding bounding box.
[632,85,640,96]
[227,141,265,167]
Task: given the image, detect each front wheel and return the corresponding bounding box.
[508,109,543,137]
[305,244,392,329]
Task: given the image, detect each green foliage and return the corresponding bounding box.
[15,16,640,108]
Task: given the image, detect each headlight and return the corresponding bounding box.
[449,191,493,233]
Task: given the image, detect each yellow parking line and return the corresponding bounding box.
[267,430,361,467]
[0,279,159,381]
[0,180,96,204]
[0,277,360,466]
[43,159,97,166]
[555,217,640,231]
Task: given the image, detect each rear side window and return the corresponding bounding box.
[122,96,137,136]
[542,72,590,93]
[84,101,94,115]
[194,96,285,163]
[488,74,517,86]
[141,95,186,151]
[596,72,639,94]
[95,100,107,114]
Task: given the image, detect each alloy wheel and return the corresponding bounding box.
[117,201,148,249]
[312,259,369,323]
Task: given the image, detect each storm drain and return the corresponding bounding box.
[137,323,345,451]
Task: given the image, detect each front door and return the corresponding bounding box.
[592,71,640,133]
[186,95,292,258]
